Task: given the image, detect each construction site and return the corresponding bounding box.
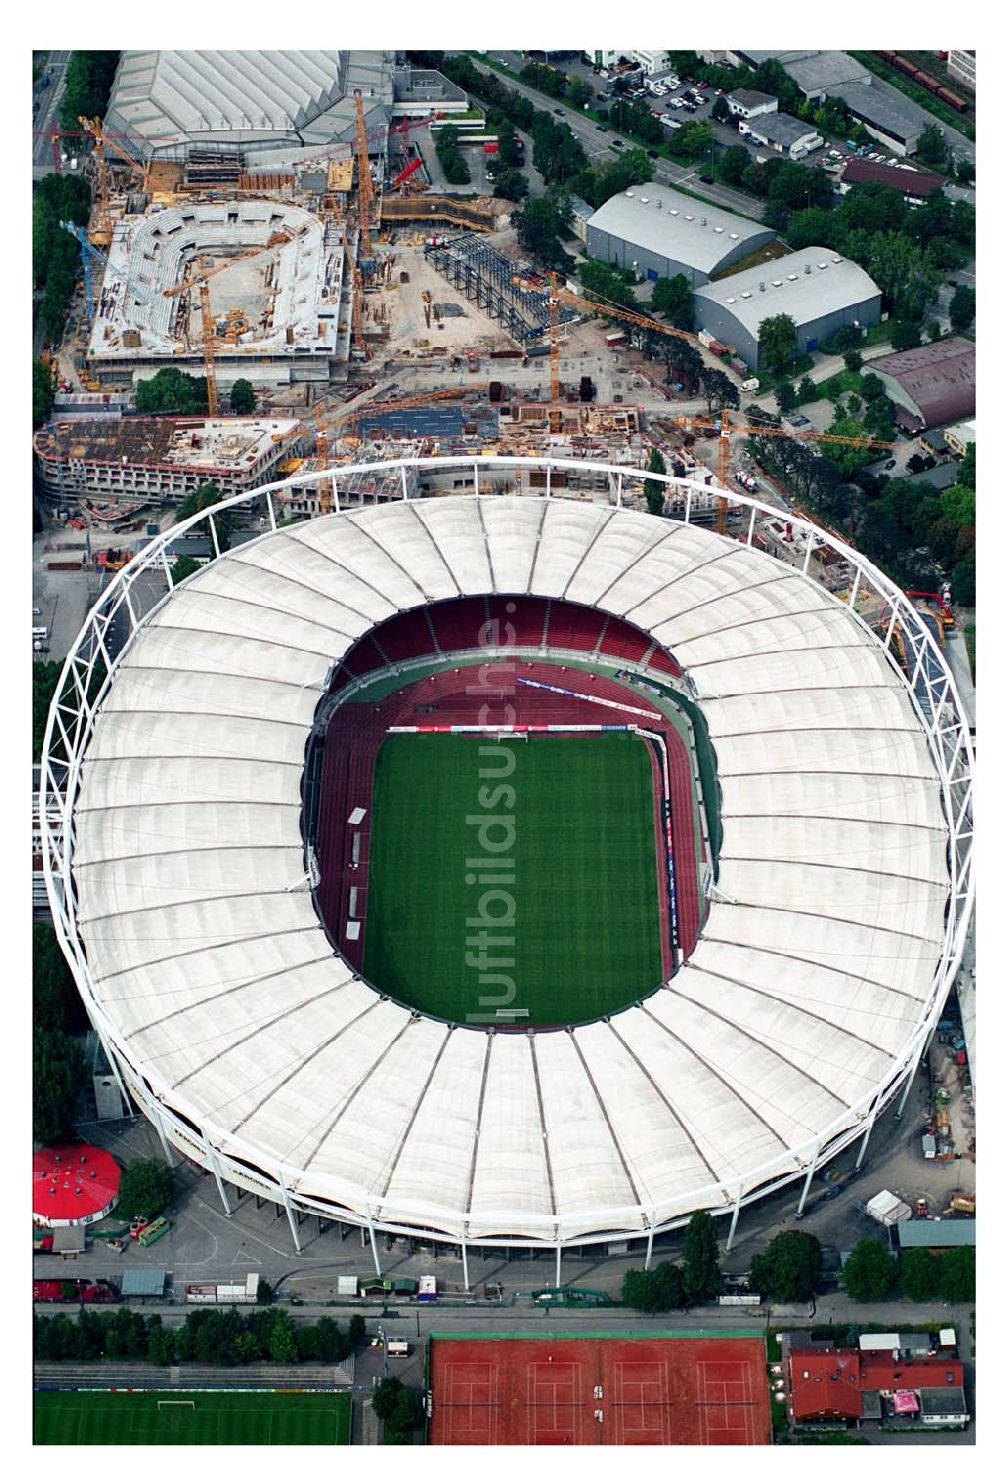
[38,65,911,545]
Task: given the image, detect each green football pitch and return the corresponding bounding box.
[363,732,664,1026]
[33,1390,352,1445]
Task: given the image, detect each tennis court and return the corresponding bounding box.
[429,1334,770,1445]
[364,732,664,1026]
[33,1391,352,1445]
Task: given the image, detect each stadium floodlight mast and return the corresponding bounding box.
[40,457,974,1284]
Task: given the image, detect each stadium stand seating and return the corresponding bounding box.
[428,597,491,652]
[546,601,611,654]
[374,607,437,664]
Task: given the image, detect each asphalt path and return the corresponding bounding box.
[32,51,71,175]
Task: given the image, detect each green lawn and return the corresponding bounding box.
[34,1391,352,1445]
[364,733,664,1026]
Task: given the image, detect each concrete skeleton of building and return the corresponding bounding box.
[33,416,306,508]
[692,247,882,370]
[585,182,774,287]
[86,201,351,393]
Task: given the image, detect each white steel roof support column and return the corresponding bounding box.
[795,1140,821,1218]
[206,1140,233,1217]
[461,1227,469,1291]
[894,1037,927,1121]
[151,1102,175,1168]
[645,1222,654,1271]
[555,1235,562,1290]
[725,1184,744,1254]
[278,1171,302,1254]
[366,1209,383,1275]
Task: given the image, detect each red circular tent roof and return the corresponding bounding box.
[33,1143,121,1224]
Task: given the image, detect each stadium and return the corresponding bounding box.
[40,458,974,1279]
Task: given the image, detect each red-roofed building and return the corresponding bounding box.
[839,159,944,200]
[33,1143,121,1228]
[787,1345,968,1429]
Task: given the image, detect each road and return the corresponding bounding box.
[476,53,767,222]
[32,51,71,175]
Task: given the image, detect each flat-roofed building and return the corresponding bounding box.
[835,80,925,155]
[947,50,975,91]
[740,111,823,158]
[726,88,777,120]
[585,182,774,287]
[693,247,881,370]
[33,416,307,509]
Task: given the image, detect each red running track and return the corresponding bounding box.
[313,660,705,979]
[429,1335,771,1445]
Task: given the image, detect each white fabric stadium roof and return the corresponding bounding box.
[72,497,949,1241]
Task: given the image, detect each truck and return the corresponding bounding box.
[417,1275,438,1302]
[864,1190,912,1227]
[136,1216,170,1247]
[386,1339,411,1358]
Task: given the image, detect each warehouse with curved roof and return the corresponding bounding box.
[585,183,774,286]
[58,488,957,1257]
[693,246,881,369]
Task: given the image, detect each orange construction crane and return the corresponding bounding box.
[78,115,149,200]
[354,90,376,258]
[515,273,708,409]
[162,232,298,417]
[674,410,898,533]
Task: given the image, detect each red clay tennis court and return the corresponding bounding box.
[429,1334,770,1445]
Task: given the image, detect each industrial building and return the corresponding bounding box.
[33,416,306,509]
[585,182,774,287]
[943,419,975,455]
[947,49,975,91]
[693,247,881,370]
[838,158,944,200]
[739,112,823,158]
[866,338,976,431]
[103,50,397,164]
[732,50,871,99]
[834,81,925,155]
[85,200,350,393]
[726,89,777,120]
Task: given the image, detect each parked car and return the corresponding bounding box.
[596,123,608,132]
[610,138,624,148]
[553,107,565,116]
[884,459,896,470]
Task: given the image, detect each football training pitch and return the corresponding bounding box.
[33,1391,352,1445]
[364,732,664,1026]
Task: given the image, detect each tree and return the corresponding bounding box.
[34,661,61,763]
[434,125,471,185]
[711,95,731,123]
[492,169,529,202]
[842,1238,897,1301]
[146,1315,175,1365]
[644,447,666,516]
[951,552,975,607]
[650,273,694,331]
[135,367,209,415]
[843,348,863,373]
[820,417,872,478]
[682,1209,722,1304]
[348,1314,366,1346]
[256,1278,275,1305]
[899,1248,939,1302]
[33,1028,85,1143]
[33,356,56,428]
[511,195,573,272]
[950,284,975,332]
[915,122,951,171]
[373,1376,423,1434]
[59,51,120,132]
[175,481,231,553]
[496,122,521,172]
[701,367,739,414]
[758,314,798,378]
[170,555,202,585]
[716,144,751,187]
[796,375,817,405]
[941,1245,975,1302]
[750,1230,823,1302]
[578,258,636,309]
[673,121,712,161]
[954,159,975,185]
[889,318,922,351]
[115,1158,175,1220]
[266,1308,298,1362]
[621,1261,684,1313]
[774,380,796,412]
[34,922,84,1034]
[229,378,256,415]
